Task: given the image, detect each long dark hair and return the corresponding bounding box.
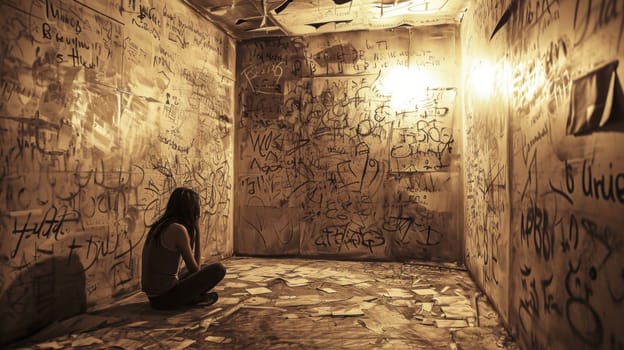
[146,187,200,246]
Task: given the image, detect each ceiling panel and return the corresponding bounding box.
[184,0,469,40]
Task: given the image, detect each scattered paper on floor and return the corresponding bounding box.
[384,288,413,298]
[204,307,223,317]
[35,341,64,349]
[204,336,231,343]
[200,316,214,330]
[434,295,470,305]
[348,295,378,304]
[295,267,323,276]
[71,336,103,347]
[333,278,357,286]
[388,299,414,307]
[245,296,271,305]
[421,302,433,312]
[246,287,272,295]
[164,338,196,350]
[422,318,435,325]
[239,275,271,283]
[332,307,364,317]
[308,306,333,316]
[108,338,143,349]
[126,321,149,328]
[413,288,437,295]
[282,277,310,287]
[219,297,241,305]
[442,304,476,319]
[224,282,249,288]
[435,319,468,328]
[279,295,297,299]
[275,295,324,307]
[366,305,410,326]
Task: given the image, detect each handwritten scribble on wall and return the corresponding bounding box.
[462,0,624,349]
[0,0,234,344]
[235,28,462,261]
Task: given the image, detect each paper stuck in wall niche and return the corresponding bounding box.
[566,60,624,136]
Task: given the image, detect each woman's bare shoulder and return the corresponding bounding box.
[160,223,189,251]
[163,222,188,236]
[166,222,186,230]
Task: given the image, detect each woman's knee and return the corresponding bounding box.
[214,262,226,279]
[203,262,226,279]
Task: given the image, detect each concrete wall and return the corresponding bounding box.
[461,0,624,349]
[0,0,235,344]
[235,27,464,261]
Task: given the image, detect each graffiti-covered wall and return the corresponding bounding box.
[462,0,624,349]
[236,27,463,261]
[0,0,235,344]
[461,1,512,324]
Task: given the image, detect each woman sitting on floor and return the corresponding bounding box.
[141,187,226,310]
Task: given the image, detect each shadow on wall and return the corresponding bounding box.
[0,256,87,346]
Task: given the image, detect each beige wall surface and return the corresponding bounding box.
[235,27,464,261]
[0,0,235,344]
[461,0,512,326]
[461,0,624,349]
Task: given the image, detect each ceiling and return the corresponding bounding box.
[184,0,469,40]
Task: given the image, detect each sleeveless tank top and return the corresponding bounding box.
[141,222,182,297]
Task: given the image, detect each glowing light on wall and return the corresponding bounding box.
[378,66,430,111]
[522,60,546,104]
[500,59,513,100]
[471,59,496,99]
[468,58,513,101]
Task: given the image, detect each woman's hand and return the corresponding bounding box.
[169,223,199,274]
[193,221,201,265]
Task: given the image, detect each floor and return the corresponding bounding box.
[7,258,518,350]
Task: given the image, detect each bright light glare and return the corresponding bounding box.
[472,60,496,98]
[378,66,429,111]
[500,60,513,99]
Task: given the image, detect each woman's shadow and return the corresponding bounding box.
[2,258,221,349]
[0,256,88,347]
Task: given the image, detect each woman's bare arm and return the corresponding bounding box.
[194,226,201,266]
[168,223,199,274]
